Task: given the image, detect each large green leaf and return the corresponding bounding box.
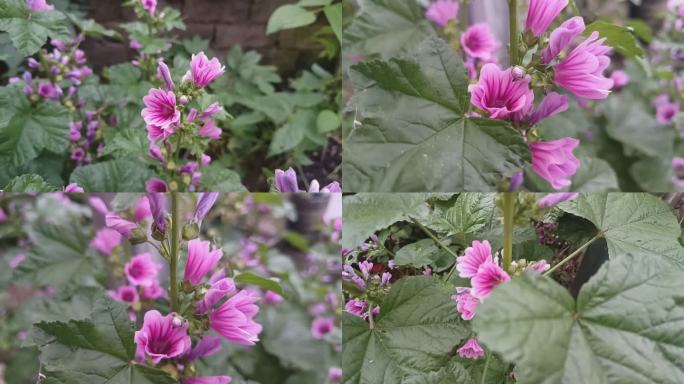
[473,254,684,383]
[266,5,316,35]
[4,173,58,192]
[0,0,71,55]
[342,193,432,248]
[584,21,644,59]
[342,276,469,384]
[344,37,530,192]
[69,160,155,192]
[424,193,496,236]
[0,89,70,166]
[344,0,435,59]
[394,238,452,270]
[200,164,247,192]
[558,193,684,267]
[34,297,177,384]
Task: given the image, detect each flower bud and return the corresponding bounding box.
[179,95,189,105]
[182,221,200,241]
[152,219,168,242]
[512,66,526,81]
[129,226,148,244]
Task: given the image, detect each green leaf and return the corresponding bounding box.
[558,193,684,267]
[268,109,314,156]
[584,20,644,58]
[344,37,530,192]
[0,0,71,55]
[34,297,177,384]
[4,174,58,192]
[316,109,340,133]
[69,160,154,192]
[630,157,677,191]
[234,272,285,297]
[342,276,469,383]
[473,254,684,383]
[66,12,122,39]
[266,5,316,34]
[425,193,496,236]
[200,164,247,192]
[0,89,70,166]
[342,193,432,248]
[323,3,342,42]
[344,0,435,59]
[394,238,452,270]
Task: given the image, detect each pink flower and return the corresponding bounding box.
[528,92,569,126]
[89,197,109,215]
[141,280,166,300]
[146,178,169,193]
[457,338,485,359]
[125,253,162,287]
[275,168,300,192]
[185,52,225,88]
[105,213,138,238]
[183,377,231,384]
[194,193,219,224]
[345,299,367,317]
[656,101,680,125]
[109,285,140,304]
[9,254,26,269]
[311,317,335,339]
[425,0,459,28]
[456,240,493,278]
[264,290,283,304]
[197,277,236,313]
[26,0,54,11]
[147,124,175,141]
[200,103,223,121]
[538,192,578,208]
[64,183,84,192]
[199,120,222,139]
[141,0,156,15]
[471,262,510,299]
[529,138,580,190]
[526,260,551,273]
[149,143,165,162]
[469,63,534,121]
[209,290,262,345]
[525,0,568,36]
[672,157,684,189]
[186,335,222,361]
[308,180,342,193]
[141,88,180,129]
[157,60,174,90]
[610,70,630,90]
[329,367,343,383]
[460,23,500,60]
[134,310,191,364]
[554,32,614,100]
[184,239,223,285]
[91,228,122,255]
[452,287,479,320]
[147,193,166,232]
[134,196,152,222]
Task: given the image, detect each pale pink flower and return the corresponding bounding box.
[125,253,162,287]
[185,52,225,88]
[554,32,614,99]
[471,262,511,299]
[91,228,122,255]
[199,120,221,139]
[141,280,166,300]
[529,138,580,190]
[184,239,223,285]
[425,0,459,28]
[452,287,479,320]
[27,0,54,11]
[134,310,191,364]
[64,183,84,192]
[527,260,551,273]
[105,213,138,238]
[311,317,335,339]
[141,0,156,15]
[157,60,174,90]
[209,290,262,345]
[109,285,140,304]
[656,101,680,125]
[456,240,493,278]
[328,367,343,383]
[469,63,534,121]
[457,338,485,359]
[147,124,175,141]
[141,88,180,129]
[537,192,578,208]
[9,254,26,269]
[345,299,367,317]
[183,377,231,384]
[186,335,223,361]
[196,277,236,313]
[525,0,568,36]
[264,290,284,304]
[610,70,630,90]
[88,197,109,215]
[134,196,152,222]
[528,92,568,126]
[460,23,500,60]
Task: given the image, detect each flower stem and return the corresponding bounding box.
[461,0,469,27]
[411,217,460,281]
[367,304,375,329]
[543,233,602,277]
[480,352,491,384]
[508,0,519,66]
[502,192,516,271]
[169,192,180,312]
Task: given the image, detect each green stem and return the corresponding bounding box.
[569,0,581,16]
[508,0,519,66]
[367,304,375,329]
[411,218,460,281]
[543,233,602,277]
[480,352,491,384]
[169,193,180,312]
[502,192,516,271]
[461,0,469,27]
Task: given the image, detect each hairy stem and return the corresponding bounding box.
[411,217,461,281]
[543,233,603,277]
[508,0,519,66]
[169,193,180,312]
[502,192,516,271]
[367,304,375,329]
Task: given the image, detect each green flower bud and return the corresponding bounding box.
[182,221,200,241]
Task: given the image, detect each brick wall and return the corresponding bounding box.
[81,0,323,75]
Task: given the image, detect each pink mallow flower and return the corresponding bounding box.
[470,63,534,121]
[183,377,231,384]
[196,277,236,314]
[264,290,284,304]
[147,124,175,141]
[656,101,680,125]
[91,228,122,255]
[134,310,192,364]
[274,168,300,192]
[456,240,493,278]
[425,0,459,28]
[184,239,223,285]
[141,280,166,301]
[329,367,343,383]
[64,183,84,192]
[141,0,156,15]
[185,52,225,88]
[457,338,485,359]
[209,290,262,345]
[109,285,140,304]
[141,88,180,129]
[526,260,551,273]
[134,196,152,222]
[452,287,479,321]
[527,92,568,126]
[471,262,511,299]
[529,138,580,190]
[525,0,568,36]
[538,192,578,208]
[554,32,614,100]
[311,317,335,339]
[125,253,162,287]
[610,70,630,90]
[146,178,169,193]
[27,0,54,11]
[345,299,367,317]
[199,120,222,139]
[460,23,500,60]
[105,213,138,238]
[541,17,586,64]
